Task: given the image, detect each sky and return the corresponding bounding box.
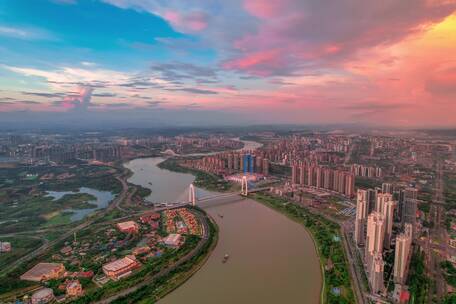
[0,0,456,128]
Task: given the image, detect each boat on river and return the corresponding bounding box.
[222,254,229,263]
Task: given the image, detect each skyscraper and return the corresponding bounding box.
[404,223,413,240]
[382,199,396,249]
[291,163,299,185]
[345,173,355,197]
[382,182,393,194]
[370,253,385,294]
[365,212,385,270]
[402,198,417,236]
[299,163,306,185]
[393,232,412,284]
[308,165,315,187]
[262,158,269,176]
[367,188,377,214]
[316,167,322,189]
[404,187,418,200]
[355,189,368,246]
[376,192,393,214]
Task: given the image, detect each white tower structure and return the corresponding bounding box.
[241,175,248,196]
[189,183,196,206]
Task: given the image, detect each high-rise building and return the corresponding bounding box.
[316,167,322,189]
[383,199,396,249]
[323,168,331,189]
[299,163,306,185]
[402,198,417,236]
[365,212,385,270]
[291,163,299,185]
[256,156,263,174]
[382,183,393,194]
[370,253,385,294]
[393,232,412,284]
[345,173,355,197]
[367,189,377,214]
[376,193,393,214]
[355,189,368,246]
[308,166,315,187]
[262,158,269,176]
[404,187,418,200]
[234,154,239,170]
[404,223,413,240]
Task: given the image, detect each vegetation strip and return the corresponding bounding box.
[252,193,355,304]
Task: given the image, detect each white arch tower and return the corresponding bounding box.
[241,175,248,196]
[189,183,197,206]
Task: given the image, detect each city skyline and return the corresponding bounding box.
[1,0,456,128]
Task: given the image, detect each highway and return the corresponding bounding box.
[427,162,447,303]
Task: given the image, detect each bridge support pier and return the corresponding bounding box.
[241,176,248,196]
[189,183,197,206]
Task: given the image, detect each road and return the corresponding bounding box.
[426,162,447,303]
[94,209,212,304]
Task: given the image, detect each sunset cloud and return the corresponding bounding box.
[1,0,456,127]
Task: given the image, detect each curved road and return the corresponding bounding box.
[95,209,211,304]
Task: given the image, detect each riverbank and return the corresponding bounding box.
[157,158,233,192]
[251,193,355,304]
[89,207,219,304]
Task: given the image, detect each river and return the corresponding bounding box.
[124,141,322,303]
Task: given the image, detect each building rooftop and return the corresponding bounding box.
[103,255,137,272]
[116,221,138,231]
[32,288,54,299]
[20,263,64,282]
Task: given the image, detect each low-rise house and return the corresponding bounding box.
[163,234,183,248]
[21,263,65,282]
[102,255,140,280]
[0,241,11,252]
[31,288,55,304]
[66,280,83,297]
[132,246,151,256]
[140,212,160,224]
[116,221,139,234]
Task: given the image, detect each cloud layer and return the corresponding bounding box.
[1,0,456,127]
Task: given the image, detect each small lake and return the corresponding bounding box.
[46,187,115,221]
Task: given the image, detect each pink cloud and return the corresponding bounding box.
[223,49,285,76]
[162,10,208,32]
[243,0,290,18]
[223,0,456,76]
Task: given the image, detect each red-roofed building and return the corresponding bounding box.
[116,221,139,234]
[102,255,140,280]
[66,280,83,297]
[400,290,410,303]
[140,212,160,224]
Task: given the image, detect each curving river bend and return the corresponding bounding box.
[124,140,322,304]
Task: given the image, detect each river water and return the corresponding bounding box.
[124,140,322,304]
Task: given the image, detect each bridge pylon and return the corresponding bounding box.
[189,183,197,206]
[241,175,248,196]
